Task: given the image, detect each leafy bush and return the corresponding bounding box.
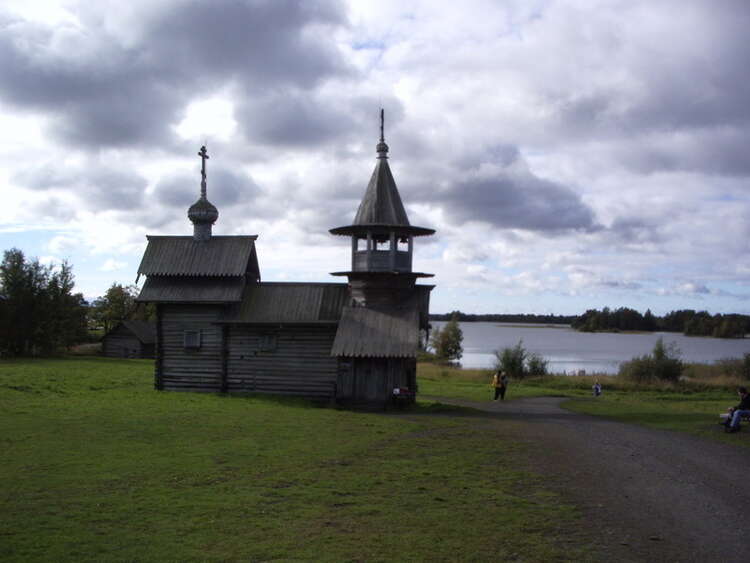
[714,353,750,380]
[496,340,526,378]
[526,352,549,376]
[430,316,464,362]
[494,340,548,379]
[618,337,683,383]
[417,349,439,363]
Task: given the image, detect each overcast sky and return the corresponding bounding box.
[2,0,749,315]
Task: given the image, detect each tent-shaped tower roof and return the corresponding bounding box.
[330,110,434,237]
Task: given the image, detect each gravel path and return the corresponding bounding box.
[428,395,750,562]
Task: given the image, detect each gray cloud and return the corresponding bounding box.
[32,198,76,222]
[0,0,349,149]
[236,92,403,149]
[88,168,147,210]
[152,167,258,210]
[444,174,597,232]
[608,217,663,245]
[237,91,354,147]
[14,161,146,211]
[599,280,642,290]
[617,128,750,177]
[147,0,347,90]
[541,1,750,176]
[410,145,598,233]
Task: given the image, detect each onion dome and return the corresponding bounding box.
[188,197,219,225]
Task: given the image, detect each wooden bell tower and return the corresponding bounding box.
[329,110,434,305]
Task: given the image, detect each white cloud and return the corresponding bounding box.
[47,235,80,255]
[99,258,126,272]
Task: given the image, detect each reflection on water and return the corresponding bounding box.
[433,322,750,375]
[459,352,620,375]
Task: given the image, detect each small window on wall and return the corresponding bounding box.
[259,334,277,352]
[184,330,201,350]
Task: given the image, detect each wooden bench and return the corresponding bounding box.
[719,412,750,424]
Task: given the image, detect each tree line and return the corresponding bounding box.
[0,249,88,356]
[0,248,153,357]
[430,311,576,324]
[431,307,750,339]
[572,307,749,338]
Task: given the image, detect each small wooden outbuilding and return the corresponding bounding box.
[102,320,156,359]
[136,120,435,407]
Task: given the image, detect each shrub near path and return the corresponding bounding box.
[1,357,589,561]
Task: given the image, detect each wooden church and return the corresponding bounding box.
[136,115,435,406]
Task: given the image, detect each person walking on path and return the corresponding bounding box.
[592,381,602,397]
[491,371,509,401]
[725,386,750,433]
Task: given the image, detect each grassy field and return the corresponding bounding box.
[1,357,588,562]
[417,363,596,402]
[417,362,750,446]
[563,390,749,446]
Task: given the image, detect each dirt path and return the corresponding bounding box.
[426,395,750,562]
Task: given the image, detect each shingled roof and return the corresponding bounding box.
[331,307,419,358]
[353,156,410,226]
[330,124,434,237]
[119,320,156,344]
[137,277,246,303]
[222,282,349,323]
[137,236,259,278]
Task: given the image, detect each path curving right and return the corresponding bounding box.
[429,395,749,562]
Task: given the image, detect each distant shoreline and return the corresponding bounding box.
[431,320,747,339]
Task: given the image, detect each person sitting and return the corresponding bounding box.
[724,386,750,433]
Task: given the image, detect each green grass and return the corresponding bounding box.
[417,362,749,447]
[563,391,749,446]
[417,363,596,401]
[1,357,588,561]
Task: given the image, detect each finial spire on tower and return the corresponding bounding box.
[376,108,389,158]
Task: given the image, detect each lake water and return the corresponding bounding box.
[431,321,750,375]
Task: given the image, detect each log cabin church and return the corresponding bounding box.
[136,115,435,407]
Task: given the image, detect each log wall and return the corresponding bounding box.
[160,304,224,392]
[226,324,338,398]
[336,357,417,405]
[157,305,339,397]
[102,326,153,358]
[156,302,419,404]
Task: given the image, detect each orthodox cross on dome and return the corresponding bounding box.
[198,145,209,199]
[380,108,384,142]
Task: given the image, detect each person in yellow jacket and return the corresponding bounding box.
[491,370,508,401]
